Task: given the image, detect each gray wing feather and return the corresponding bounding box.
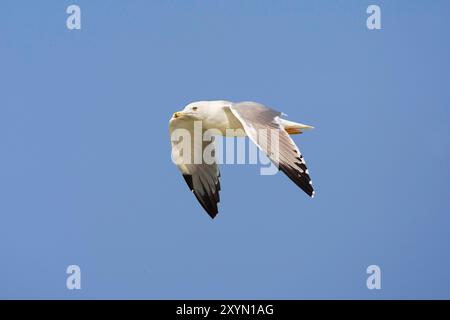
[229,102,315,197]
[170,121,221,218]
[183,147,221,218]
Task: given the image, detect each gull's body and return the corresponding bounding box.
[169,100,315,218]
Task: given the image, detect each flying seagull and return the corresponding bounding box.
[169,100,315,218]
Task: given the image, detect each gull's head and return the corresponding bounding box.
[171,101,210,121]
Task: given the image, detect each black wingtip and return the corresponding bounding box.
[182,174,194,190]
[183,174,219,219]
[208,211,218,219]
[194,191,218,219]
[278,163,315,197]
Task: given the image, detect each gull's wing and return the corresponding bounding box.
[229,102,315,197]
[169,119,221,218]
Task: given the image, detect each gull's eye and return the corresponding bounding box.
[192,106,198,111]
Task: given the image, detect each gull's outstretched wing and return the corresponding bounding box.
[229,102,315,197]
[169,119,221,218]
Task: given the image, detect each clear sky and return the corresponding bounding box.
[1,0,450,299]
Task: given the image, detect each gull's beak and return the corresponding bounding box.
[172,111,183,119]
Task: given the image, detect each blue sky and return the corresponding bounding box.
[1,0,450,299]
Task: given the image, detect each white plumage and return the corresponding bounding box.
[169,100,315,218]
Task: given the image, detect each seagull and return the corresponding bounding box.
[169,100,315,218]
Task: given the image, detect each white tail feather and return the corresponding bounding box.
[279,118,314,132]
